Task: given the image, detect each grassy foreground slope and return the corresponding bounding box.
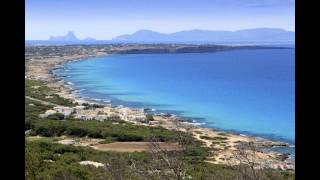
[26,138,294,180]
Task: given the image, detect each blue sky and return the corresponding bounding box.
[26,0,295,40]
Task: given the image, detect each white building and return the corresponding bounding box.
[118,107,146,122]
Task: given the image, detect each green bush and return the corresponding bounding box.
[99,137,115,144]
[47,113,65,120]
[116,134,143,141]
[200,136,228,141]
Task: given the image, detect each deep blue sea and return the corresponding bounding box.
[56,49,295,146]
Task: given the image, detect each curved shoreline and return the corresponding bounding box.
[57,53,294,145]
[44,53,294,146]
[59,71,295,146]
[26,50,295,169]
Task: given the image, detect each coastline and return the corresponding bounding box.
[56,53,295,145]
[25,50,295,170]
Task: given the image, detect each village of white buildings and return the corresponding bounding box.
[38,102,152,124]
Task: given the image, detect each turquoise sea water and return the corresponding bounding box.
[56,49,295,144]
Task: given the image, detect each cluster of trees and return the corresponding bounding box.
[46,113,65,120]
[27,119,181,142]
[82,103,105,109]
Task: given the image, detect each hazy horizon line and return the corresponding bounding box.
[25,27,295,41]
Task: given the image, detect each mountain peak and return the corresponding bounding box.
[133,29,163,35]
[113,29,165,41]
[135,29,155,33]
[49,31,79,41]
[66,31,76,36]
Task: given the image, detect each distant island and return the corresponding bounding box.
[49,31,96,42]
[112,28,295,43]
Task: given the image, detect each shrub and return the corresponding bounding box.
[47,113,65,120]
[116,134,143,141]
[200,136,228,141]
[99,137,115,144]
[88,131,103,138]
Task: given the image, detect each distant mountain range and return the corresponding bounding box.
[49,31,96,42]
[112,28,294,43]
[38,28,294,45]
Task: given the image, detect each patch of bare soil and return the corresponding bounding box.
[92,142,182,152]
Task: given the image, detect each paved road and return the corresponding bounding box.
[26,96,58,106]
